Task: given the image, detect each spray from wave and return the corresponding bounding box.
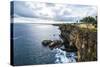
[52,48,77,63]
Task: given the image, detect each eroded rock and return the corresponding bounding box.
[42,40,52,46]
[42,40,63,48]
[59,24,97,62]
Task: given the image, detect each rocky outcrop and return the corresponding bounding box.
[42,40,52,46]
[59,24,97,62]
[42,39,77,52]
[42,40,62,49]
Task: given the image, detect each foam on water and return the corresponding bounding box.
[53,48,77,63]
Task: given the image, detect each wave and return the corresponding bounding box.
[52,48,76,63]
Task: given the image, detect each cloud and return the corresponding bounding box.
[12,1,97,21]
[68,5,97,17]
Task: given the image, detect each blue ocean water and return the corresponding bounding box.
[12,23,76,65]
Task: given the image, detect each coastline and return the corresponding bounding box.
[43,23,97,62]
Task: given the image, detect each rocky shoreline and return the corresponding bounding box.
[42,24,97,62]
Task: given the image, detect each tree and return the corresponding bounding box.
[80,16,97,27]
[80,16,96,23]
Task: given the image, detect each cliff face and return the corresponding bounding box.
[59,24,97,62]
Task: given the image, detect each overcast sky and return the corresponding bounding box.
[11,1,97,22]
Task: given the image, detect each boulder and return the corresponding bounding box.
[49,40,62,48]
[42,40,63,49]
[42,40,52,46]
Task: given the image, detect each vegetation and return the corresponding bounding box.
[59,24,97,61]
[80,16,97,27]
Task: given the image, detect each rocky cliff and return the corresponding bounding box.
[59,24,97,62]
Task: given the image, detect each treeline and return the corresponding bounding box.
[80,16,97,27]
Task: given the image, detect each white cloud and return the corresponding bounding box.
[13,1,97,21]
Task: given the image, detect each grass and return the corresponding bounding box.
[76,23,97,32]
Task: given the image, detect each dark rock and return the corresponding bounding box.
[42,40,62,48]
[61,45,77,52]
[49,40,62,48]
[42,40,52,46]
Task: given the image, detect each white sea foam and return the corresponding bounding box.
[53,48,76,63]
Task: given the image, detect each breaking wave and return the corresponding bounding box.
[52,48,77,63]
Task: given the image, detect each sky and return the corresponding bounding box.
[11,1,97,23]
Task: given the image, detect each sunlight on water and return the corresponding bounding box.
[29,24,54,29]
[35,25,53,29]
